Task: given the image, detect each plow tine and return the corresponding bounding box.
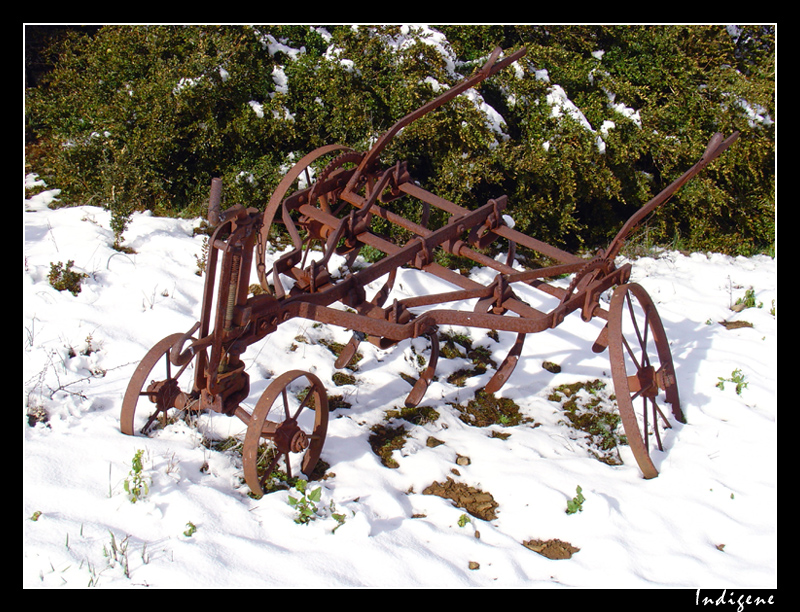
[484,332,525,394]
[405,330,440,408]
[335,331,366,370]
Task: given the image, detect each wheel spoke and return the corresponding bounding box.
[642,396,649,453]
[621,335,642,370]
[651,399,664,451]
[259,451,282,488]
[281,388,290,420]
[292,386,314,420]
[285,454,294,480]
[640,309,651,367]
[141,410,162,435]
[626,293,644,351]
[652,399,671,429]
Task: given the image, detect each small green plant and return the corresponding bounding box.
[123,449,150,503]
[734,287,762,310]
[457,513,471,528]
[288,479,323,525]
[194,236,209,277]
[716,369,748,395]
[566,486,585,515]
[183,522,197,537]
[30,510,42,521]
[287,480,347,532]
[48,260,88,295]
[329,501,347,534]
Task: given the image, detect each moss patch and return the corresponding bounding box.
[385,405,440,426]
[328,394,351,410]
[548,379,626,466]
[369,423,408,468]
[332,372,357,386]
[440,331,497,387]
[450,390,532,428]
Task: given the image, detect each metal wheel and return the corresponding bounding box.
[243,370,329,498]
[608,283,684,479]
[256,145,356,290]
[120,334,199,436]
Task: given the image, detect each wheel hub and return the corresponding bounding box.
[274,419,309,454]
[147,378,185,410]
[637,365,658,398]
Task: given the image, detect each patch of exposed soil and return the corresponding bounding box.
[423,477,498,521]
[719,320,753,330]
[522,538,580,560]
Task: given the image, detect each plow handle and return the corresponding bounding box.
[347,46,527,190]
[605,131,739,260]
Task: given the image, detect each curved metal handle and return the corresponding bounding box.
[347,46,527,190]
[169,321,201,367]
[605,131,739,260]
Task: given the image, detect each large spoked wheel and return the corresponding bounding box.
[243,370,329,498]
[608,283,684,479]
[257,145,358,291]
[120,334,199,436]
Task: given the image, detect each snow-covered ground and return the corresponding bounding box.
[23,183,776,588]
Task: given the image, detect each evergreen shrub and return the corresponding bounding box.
[26,24,774,255]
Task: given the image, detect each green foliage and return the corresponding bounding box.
[735,287,762,310]
[48,260,88,295]
[566,485,586,515]
[286,479,346,532]
[27,25,774,255]
[287,479,323,525]
[716,369,749,396]
[123,449,149,503]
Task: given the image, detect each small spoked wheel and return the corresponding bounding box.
[608,283,684,479]
[120,334,199,436]
[243,370,329,498]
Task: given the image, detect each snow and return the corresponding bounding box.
[23,182,776,588]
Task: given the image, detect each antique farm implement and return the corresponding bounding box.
[120,46,738,494]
